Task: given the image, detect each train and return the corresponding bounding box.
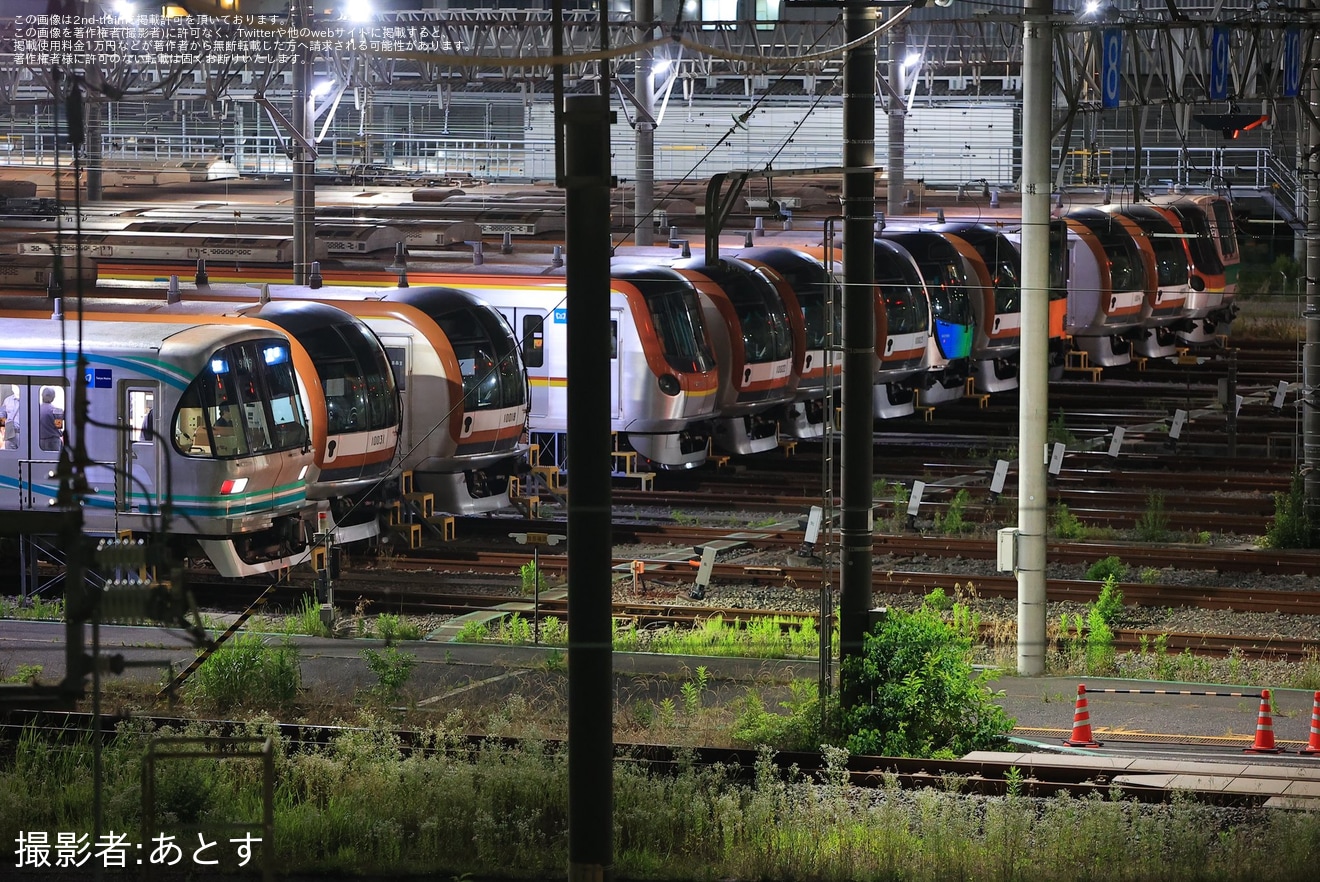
[172,284,531,515]
[0,306,318,578]
[12,295,405,548]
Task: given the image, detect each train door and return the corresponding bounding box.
[118,383,159,514]
[497,308,549,420]
[377,335,412,454]
[0,378,24,513]
[610,310,623,421]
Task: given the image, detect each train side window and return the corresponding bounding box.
[610,320,618,359]
[521,315,544,368]
[0,381,21,452]
[37,385,66,452]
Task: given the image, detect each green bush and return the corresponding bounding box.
[362,646,417,704]
[923,587,953,611]
[839,606,1015,757]
[730,680,825,751]
[1084,555,1127,582]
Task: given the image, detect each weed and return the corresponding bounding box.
[376,612,402,645]
[1134,491,1170,542]
[886,482,910,532]
[454,620,490,643]
[519,560,546,595]
[1004,765,1024,797]
[186,633,300,711]
[1138,566,1163,584]
[0,595,65,621]
[1092,575,1125,626]
[680,666,709,715]
[1265,471,1315,549]
[672,510,700,526]
[657,697,677,728]
[1085,607,1116,675]
[361,646,417,704]
[543,649,566,673]
[283,594,329,638]
[1047,410,1077,446]
[1084,555,1127,582]
[1051,503,1085,540]
[924,587,953,611]
[2,664,42,684]
[934,488,971,535]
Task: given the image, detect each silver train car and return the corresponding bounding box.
[246,284,530,513]
[59,295,404,545]
[670,256,797,457]
[420,266,720,470]
[731,246,838,441]
[0,307,317,578]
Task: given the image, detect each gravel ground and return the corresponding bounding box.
[604,512,1320,647]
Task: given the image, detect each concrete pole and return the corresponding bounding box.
[291,0,314,286]
[634,0,655,246]
[1017,0,1052,675]
[1304,6,1320,532]
[564,92,615,882]
[886,23,907,215]
[839,2,877,699]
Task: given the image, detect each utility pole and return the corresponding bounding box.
[634,0,656,246]
[1305,0,1320,535]
[291,0,315,286]
[1016,0,1052,674]
[838,0,877,701]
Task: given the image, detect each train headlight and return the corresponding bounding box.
[298,465,309,481]
[657,374,681,396]
[1189,275,1206,292]
[219,478,248,495]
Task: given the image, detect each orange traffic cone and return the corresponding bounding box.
[1063,683,1102,748]
[1300,692,1320,756]
[1244,688,1286,754]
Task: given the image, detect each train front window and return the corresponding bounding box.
[1209,200,1239,258]
[302,325,368,434]
[437,308,527,412]
[1172,209,1224,274]
[1147,227,1190,287]
[174,339,307,458]
[644,284,716,374]
[342,324,399,430]
[920,259,973,325]
[1048,222,1069,301]
[306,323,398,433]
[796,279,837,351]
[990,255,1021,314]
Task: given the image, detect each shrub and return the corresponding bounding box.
[361,646,417,704]
[839,606,1015,757]
[1047,410,1077,446]
[1084,555,1127,582]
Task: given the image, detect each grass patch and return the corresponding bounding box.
[185,633,301,712]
